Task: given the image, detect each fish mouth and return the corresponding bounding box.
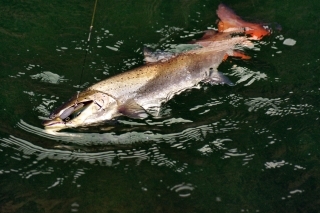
[42,117,64,127]
[43,100,94,129]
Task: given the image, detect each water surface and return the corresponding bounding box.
[1,0,320,212]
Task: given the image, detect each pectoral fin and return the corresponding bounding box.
[118,99,149,119]
[203,69,234,86]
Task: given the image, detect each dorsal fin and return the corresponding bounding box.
[143,47,176,63]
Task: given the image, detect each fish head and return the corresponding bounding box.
[43,90,119,130]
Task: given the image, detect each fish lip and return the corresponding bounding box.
[42,117,64,127]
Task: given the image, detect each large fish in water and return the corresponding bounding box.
[43,4,270,130]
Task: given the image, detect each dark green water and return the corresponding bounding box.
[1,0,320,212]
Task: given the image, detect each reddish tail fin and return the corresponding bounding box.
[216,4,269,39]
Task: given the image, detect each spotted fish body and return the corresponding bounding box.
[43,4,270,130]
[93,39,242,102]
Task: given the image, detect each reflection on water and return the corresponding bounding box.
[1,115,241,166]
[16,118,238,145]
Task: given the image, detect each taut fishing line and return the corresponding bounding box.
[77,0,98,100]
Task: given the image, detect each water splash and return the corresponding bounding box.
[30,71,67,84]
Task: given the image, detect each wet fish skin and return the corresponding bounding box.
[44,37,243,129]
[43,3,270,130]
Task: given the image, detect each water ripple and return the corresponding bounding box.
[245,97,283,112]
[0,114,243,177]
[266,103,313,116]
[230,65,268,86]
[16,116,241,146]
[245,97,314,116]
[170,182,195,197]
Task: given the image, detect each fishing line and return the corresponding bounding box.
[74,0,98,106]
[78,0,98,89]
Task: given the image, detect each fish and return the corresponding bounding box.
[43,4,270,130]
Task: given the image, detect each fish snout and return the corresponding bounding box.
[42,117,64,127]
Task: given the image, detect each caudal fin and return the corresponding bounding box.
[216,3,269,39]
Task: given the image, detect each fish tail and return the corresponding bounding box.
[216,3,269,39]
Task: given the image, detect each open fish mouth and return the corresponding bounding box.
[43,100,94,128]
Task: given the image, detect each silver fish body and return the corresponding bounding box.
[43,36,245,130]
[43,2,272,130]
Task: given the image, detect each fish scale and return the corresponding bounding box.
[43,4,270,130]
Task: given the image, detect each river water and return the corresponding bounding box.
[1,0,320,212]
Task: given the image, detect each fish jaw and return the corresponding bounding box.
[42,117,66,130]
[43,90,120,130]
